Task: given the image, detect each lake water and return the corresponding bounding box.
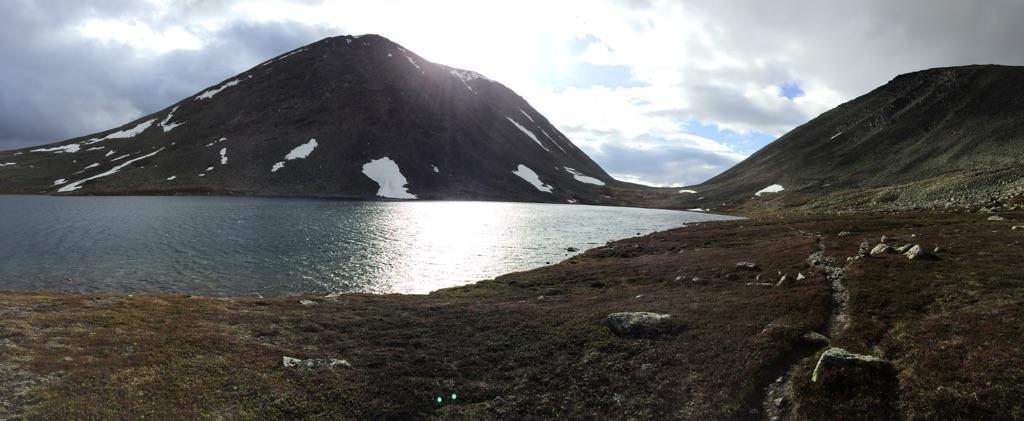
[0,196,738,295]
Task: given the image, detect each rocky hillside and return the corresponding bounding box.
[670,65,1024,213]
[0,34,657,205]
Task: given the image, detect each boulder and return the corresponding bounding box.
[566,247,579,252]
[869,244,892,257]
[988,215,1007,221]
[894,244,913,253]
[904,244,926,260]
[811,347,893,383]
[1012,226,1021,231]
[298,299,317,306]
[283,356,352,370]
[735,261,761,271]
[606,312,674,337]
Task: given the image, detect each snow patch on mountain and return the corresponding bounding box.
[564,167,605,186]
[59,148,164,192]
[32,144,81,154]
[678,189,697,194]
[512,164,553,193]
[159,106,184,132]
[519,109,535,122]
[361,157,417,199]
[196,78,242,100]
[406,56,422,71]
[271,138,318,173]
[85,119,156,144]
[755,184,785,196]
[505,117,549,152]
[449,68,491,92]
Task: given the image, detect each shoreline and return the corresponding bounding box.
[2,211,1021,419]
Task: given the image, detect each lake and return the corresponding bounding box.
[0,196,739,295]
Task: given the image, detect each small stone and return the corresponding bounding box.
[1012,226,1021,231]
[837,231,851,237]
[880,235,889,243]
[735,261,761,271]
[635,294,645,299]
[298,299,317,306]
[566,247,579,252]
[776,275,793,288]
[870,243,892,257]
[988,215,1007,221]
[894,244,912,253]
[933,246,943,253]
[691,277,705,285]
[674,275,682,281]
[606,312,675,337]
[773,396,786,408]
[796,272,806,281]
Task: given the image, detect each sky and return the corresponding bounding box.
[4,1,1024,186]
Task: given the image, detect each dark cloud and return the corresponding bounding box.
[0,1,337,150]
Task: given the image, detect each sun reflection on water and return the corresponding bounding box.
[378,201,513,294]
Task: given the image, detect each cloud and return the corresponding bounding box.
[5,0,1024,186]
[0,1,334,149]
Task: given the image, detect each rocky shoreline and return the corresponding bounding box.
[1,212,1022,419]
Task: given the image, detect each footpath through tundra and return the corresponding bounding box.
[0,213,1022,419]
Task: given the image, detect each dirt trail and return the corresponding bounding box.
[760,234,852,420]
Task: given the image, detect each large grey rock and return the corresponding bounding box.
[606,312,674,337]
[283,356,352,370]
[812,347,892,382]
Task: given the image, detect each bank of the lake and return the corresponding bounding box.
[1,212,1022,420]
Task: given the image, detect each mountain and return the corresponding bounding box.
[0,34,655,205]
[671,65,1024,213]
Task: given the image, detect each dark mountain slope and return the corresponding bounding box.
[670,65,1024,213]
[0,34,658,205]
